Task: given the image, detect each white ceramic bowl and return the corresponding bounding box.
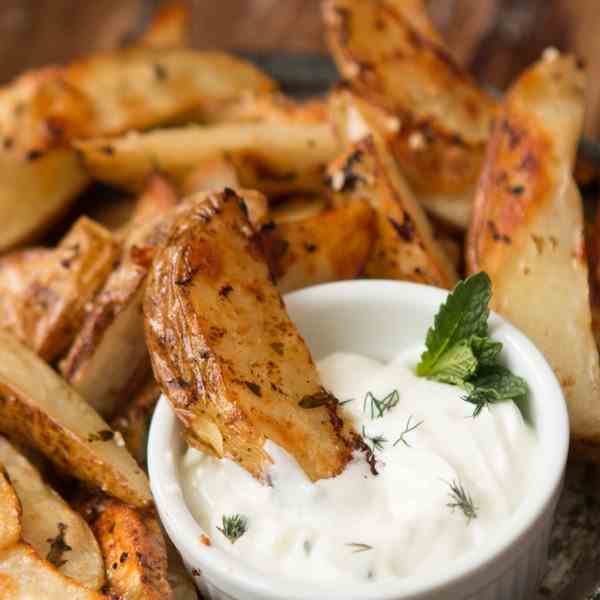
[149,280,569,600]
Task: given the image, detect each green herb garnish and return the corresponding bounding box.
[346,542,373,553]
[362,426,387,452]
[217,514,247,544]
[393,416,424,447]
[362,389,400,419]
[445,480,478,523]
[416,272,528,417]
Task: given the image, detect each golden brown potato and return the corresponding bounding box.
[139,1,190,48]
[0,330,151,506]
[270,195,329,224]
[75,121,340,195]
[128,173,179,229]
[327,134,458,288]
[324,0,496,229]
[78,495,173,600]
[0,217,119,362]
[144,189,355,481]
[0,150,89,252]
[466,53,600,455]
[0,467,21,551]
[111,378,161,468]
[0,436,105,590]
[260,200,375,293]
[0,543,104,599]
[180,157,240,195]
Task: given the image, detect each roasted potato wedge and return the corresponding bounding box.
[327,134,458,288]
[0,150,89,252]
[180,157,240,195]
[260,200,375,293]
[75,121,340,195]
[0,330,151,506]
[111,378,161,468]
[466,54,600,454]
[324,0,496,228]
[0,467,21,551]
[0,543,104,599]
[0,216,119,362]
[140,1,190,48]
[0,436,104,590]
[270,195,329,224]
[128,173,179,229]
[144,189,355,481]
[78,495,173,600]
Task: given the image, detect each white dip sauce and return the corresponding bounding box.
[180,351,538,584]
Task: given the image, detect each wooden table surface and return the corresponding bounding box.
[2,0,600,137]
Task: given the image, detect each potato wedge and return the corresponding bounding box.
[0,330,151,506]
[0,467,21,551]
[75,121,340,195]
[327,134,458,288]
[270,195,329,224]
[0,217,118,362]
[0,150,89,252]
[0,543,104,599]
[0,436,104,589]
[180,157,239,195]
[260,200,375,293]
[324,0,496,228]
[78,495,172,600]
[140,2,190,48]
[129,173,179,229]
[112,378,161,468]
[144,189,355,481]
[466,54,600,453]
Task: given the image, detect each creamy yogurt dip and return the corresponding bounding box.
[180,350,538,584]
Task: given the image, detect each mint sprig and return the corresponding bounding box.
[416,273,528,417]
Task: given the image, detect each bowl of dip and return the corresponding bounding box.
[148,279,569,600]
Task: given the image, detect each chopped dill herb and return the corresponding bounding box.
[362,426,387,452]
[393,416,424,447]
[362,389,399,419]
[346,542,373,553]
[217,514,247,544]
[339,398,354,406]
[445,480,478,523]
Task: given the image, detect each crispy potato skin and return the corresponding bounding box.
[0,217,119,362]
[260,200,375,294]
[0,467,21,551]
[0,436,105,590]
[324,0,496,228]
[467,55,600,451]
[0,331,151,506]
[145,189,354,481]
[0,543,104,600]
[78,495,173,600]
[111,378,161,468]
[328,135,458,288]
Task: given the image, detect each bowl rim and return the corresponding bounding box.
[148,279,569,600]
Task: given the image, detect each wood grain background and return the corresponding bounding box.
[2,0,600,136]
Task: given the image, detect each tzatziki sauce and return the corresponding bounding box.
[180,351,538,584]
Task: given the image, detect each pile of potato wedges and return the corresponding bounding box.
[1,0,600,597]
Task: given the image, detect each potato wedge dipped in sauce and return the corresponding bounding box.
[466,52,600,457]
[327,132,458,289]
[144,189,358,482]
[324,0,496,229]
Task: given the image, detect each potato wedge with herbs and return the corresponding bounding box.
[0,543,104,599]
[75,121,340,195]
[112,378,161,468]
[0,217,119,362]
[144,189,355,482]
[324,0,496,229]
[0,467,21,551]
[0,331,151,506]
[466,53,600,454]
[78,495,173,600]
[0,436,105,590]
[327,134,458,288]
[260,200,375,294]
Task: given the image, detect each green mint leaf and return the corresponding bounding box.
[427,339,478,386]
[471,336,503,368]
[416,273,492,377]
[464,366,528,417]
